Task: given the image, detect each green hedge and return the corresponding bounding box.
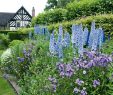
[32,8,67,25]
[8,32,29,41]
[66,0,113,20]
[47,14,113,37]
[33,0,113,25]
[0,30,17,34]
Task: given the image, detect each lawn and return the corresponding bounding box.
[0,71,15,95]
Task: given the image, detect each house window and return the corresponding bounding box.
[16,21,20,27]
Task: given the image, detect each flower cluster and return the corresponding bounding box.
[17,57,24,63]
[48,76,57,92]
[57,62,74,77]
[93,79,100,88]
[48,50,113,94]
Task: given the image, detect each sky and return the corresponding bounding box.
[0,0,48,16]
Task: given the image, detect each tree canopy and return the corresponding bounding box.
[45,0,74,10]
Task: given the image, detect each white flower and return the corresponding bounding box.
[1,48,12,64]
[83,70,86,74]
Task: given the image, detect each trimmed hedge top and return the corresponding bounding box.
[47,14,113,37]
[32,0,113,25]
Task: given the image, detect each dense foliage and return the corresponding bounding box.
[0,34,9,50]
[66,0,113,20]
[45,0,74,10]
[32,8,67,25]
[33,0,113,25]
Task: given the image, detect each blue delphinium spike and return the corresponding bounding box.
[58,44,63,61]
[71,24,79,56]
[59,25,63,39]
[83,27,89,45]
[49,32,55,55]
[57,34,62,46]
[29,32,32,39]
[45,27,50,40]
[34,25,37,34]
[78,24,84,56]
[91,29,99,51]
[98,27,104,49]
[88,21,96,48]
[34,25,40,35]
[63,32,70,47]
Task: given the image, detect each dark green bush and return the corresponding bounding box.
[47,14,113,37]
[8,32,28,41]
[0,30,17,34]
[0,34,9,49]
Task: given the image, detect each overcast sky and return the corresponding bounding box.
[0,0,47,16]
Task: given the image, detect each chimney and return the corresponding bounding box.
[32,7,35,17]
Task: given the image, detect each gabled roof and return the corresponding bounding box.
[0,6,32,27]
[0,12,15,26]
[10,6,32,21]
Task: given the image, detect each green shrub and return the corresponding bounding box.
[8,32,28,41]
[0,34,9,49]
[33,0,113,25]
[0,30,17,34]
[47,14,113,37]
[18,28,34,34]
[9,40,24,47]
[66,0,113,20]
[32,8,67,25]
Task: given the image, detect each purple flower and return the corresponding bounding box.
[57,63,65,72]
[65,64,74,77]
[48,76,57,93]
[48,77,57,84]
[76,78,84,86]
[93,79,100,88]
[73,87,80,94]
[17,57,24,63]
[86,60,95,68]
[80,89,87,95]
[51,84,57,92]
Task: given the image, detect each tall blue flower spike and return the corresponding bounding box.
[29,32,32,39]
[45,27,50,40]
[91,29,99,51]
[71,24,76,44]
[98,27,104,49]
[72,24,80,56]
[58,44,63,61]
[63,32,70,47]
[59,25,63,39]
[34,25,40,35]
[88,21,96,48]
[57,25,63,46]
[78,24,84,56]
[72,24,77,56]
[49,31,56,55]
[41,27,45,35]
[83,27,89,45]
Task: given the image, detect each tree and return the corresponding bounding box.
[45,0,57,10]
[45,0,74,10]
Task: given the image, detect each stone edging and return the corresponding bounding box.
[3,74,20,95]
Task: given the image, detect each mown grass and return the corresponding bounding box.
[0,71,15,95]
[102,39,113,54]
